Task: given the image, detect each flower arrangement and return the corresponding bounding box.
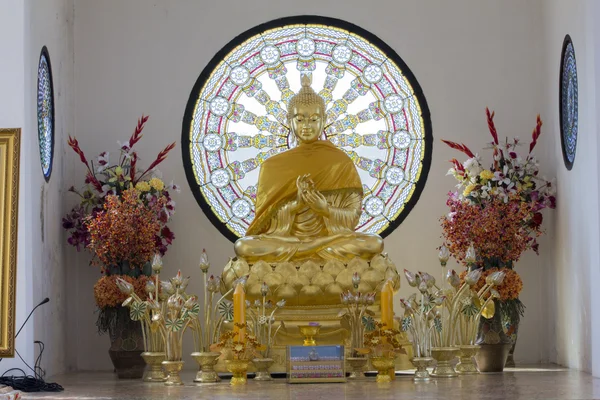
[64,116,178,335]
[442,109,555,263]
[441,109,554,328]
[355,322,406,359]
[63,115,177,268]
[212,323,265,361]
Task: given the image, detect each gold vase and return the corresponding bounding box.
[162,360,184,386]
[430,347,459,378]
[456,345,480,375]
[346,357,368,380]
[141,352,167,382]
[410,357,433,382]
[226,359,250,386]
[191,352,221,383]
[298,325,320,346]
[370,356,396,383]
[252,358,274,381]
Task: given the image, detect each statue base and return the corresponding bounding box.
[217,253,408,373]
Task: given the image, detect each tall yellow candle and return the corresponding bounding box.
[380,280,394,329]
[233,283,246,343]
[380,280,396,380]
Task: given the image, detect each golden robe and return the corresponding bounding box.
[236,140,383,262]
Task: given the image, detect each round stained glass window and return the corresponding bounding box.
[37,46,55,181]
[182,16,432,242]
[559,35,578,170]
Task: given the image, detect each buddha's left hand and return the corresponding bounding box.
[302,190,330,217]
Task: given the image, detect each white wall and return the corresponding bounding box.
[70,0,551,370]
[25,0,74,377]
[0,0,73,378]
[0,0,34,375]
[541,0,600,375]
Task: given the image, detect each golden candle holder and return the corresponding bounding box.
[299,325,320,346]
[251,358,274,381]
[456,345,480,375]
[226,359,250,386]
[162,361,184,386]
[370,356,396,383]
[430,347,459,378]
[346,357,368,380]
[141,352,167,382]
[410,357,433,382]
[191,352,222,383]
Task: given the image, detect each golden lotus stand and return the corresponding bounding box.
[430,347,459,378]
[299,325,321,346]
[191,352,222,383]
[162,361,184,386]
[140,352,166,382]
[346,357,368,380]
[411,357,433,382]
[456,345,480,375]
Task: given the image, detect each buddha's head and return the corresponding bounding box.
[287,75,325,145]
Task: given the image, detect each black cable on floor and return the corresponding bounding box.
[0,341,63,393]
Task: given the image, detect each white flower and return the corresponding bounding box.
[117,141,133,160]
[168,180,181,193]
[96,152,110,172]
[463,155,482,175]
[101,184,113,197]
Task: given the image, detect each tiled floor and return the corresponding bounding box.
[21,366,600,400]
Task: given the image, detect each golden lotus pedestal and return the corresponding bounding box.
[218,255,411,373]
[161,361,184,386]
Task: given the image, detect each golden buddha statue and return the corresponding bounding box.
[234,74,384,263]
[219,76,409,372]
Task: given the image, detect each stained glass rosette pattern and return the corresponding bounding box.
[183,18,432,241]
[560,35,578,170]
[37,47,54,180]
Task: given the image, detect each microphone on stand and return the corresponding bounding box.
[15,297,50,339]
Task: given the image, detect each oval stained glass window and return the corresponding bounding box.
[559,35,578,170]
[182,16,432,242]
[37,46,55,181]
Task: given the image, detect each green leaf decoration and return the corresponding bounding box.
[186,303,200,318]
[129,302,147,321]
[433,316,443,333]
[166,318,184,332]
[361,315,376,332]
[401,317,412,332]
[219,301,234,321]
[461,303,478,318]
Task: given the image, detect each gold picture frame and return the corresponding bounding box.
[0,128,20,358]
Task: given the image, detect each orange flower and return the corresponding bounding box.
[87,188,166,270]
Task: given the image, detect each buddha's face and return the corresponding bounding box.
[290,103,324,145]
